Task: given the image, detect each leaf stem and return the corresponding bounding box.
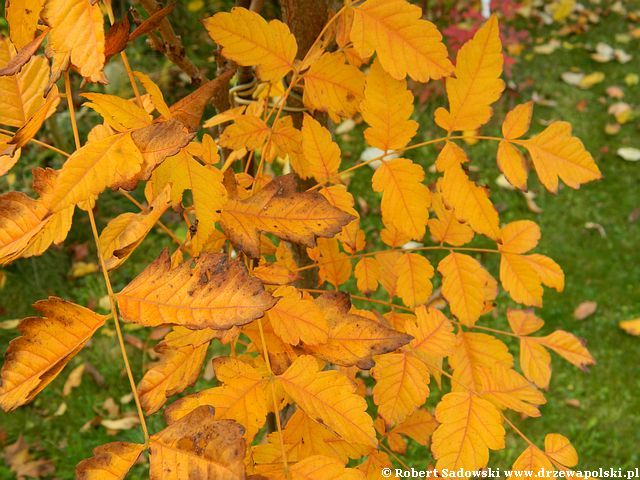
[64,70,150,445]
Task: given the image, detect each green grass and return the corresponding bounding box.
[1,2,640,478]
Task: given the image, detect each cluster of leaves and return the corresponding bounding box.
[0,0,603,478]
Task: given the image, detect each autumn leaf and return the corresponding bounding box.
[5,0,47,49]
[537,330,595,370]
[290,455,365,480]
[134,71,172,119]
[76,442,145,480]
[0,38,49,128]
[438,253,486,327]
[43,0,106,83]
[354,257,380,294]
[300,114,341,184]
[499,220,541,254]
[302,52,365,121]
[220,174,353,258]
[619,318,640,336]
[435,15,505,132]
[476,365,546,417]
[428,191,475,246]
[81,93,153,132]
[544,433,578,468]
[497,140,529,191]
[432,392,505,470]
[267,286,329,346]
[502,102,534,140]
[304,292,412,369]
[0,297,106,411]
[117,250,275,329]
[150,407,246,480]
[308,237,353,288]
[372,158,431,240]
[350,0,453,82]
[396,253,434,308]
[406,306,456,363]
[277,355,377,447]
[518,121,602,193]
[204,7,297,82]
[361,58,418,152]
[509,445,553,479]
[372,351,429,425]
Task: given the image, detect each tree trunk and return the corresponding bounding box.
[280,0,329,59]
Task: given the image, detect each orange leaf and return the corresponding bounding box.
[396,253,434,308]
[76,442,145,480]
[301,114,341,184]
[438,253,486,326]
[502,102,533,140]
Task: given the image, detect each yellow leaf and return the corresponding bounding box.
[544,433,578,468]
[519,337,552,389]
[6,0,47,49]
[43,0,105,83]
[219,114,270,151]
[277,355,377,447]
[435,15,504,132]
[440,163,500,239]
[387,408,438,449]
[117,250,275,329]
[500,220,540,254]
[318,185,364,254]
[375,250,402,297]
[301,114,341,184]
[500,253,544,306]
[477,365,546,417]
[267,286,329,346]
[396,253,434,308]
[522,254,564,292]
[502,102,533,140]
[138,341,209,414]
[220,174,353,258]
[406,306,456,362]
[48,133,145,212]
[372,351,429,424]
[449,332,513,391]
[76,442,145,480]
[150,407,245,480]
[303,52,365,121]
[507,309,544,336]
[372,158,431,240]
[165,357,268,441]
[305,293,411,369]
[354,257,380,294]
[518,121,601,193]
[204,7,297,82]
[0,39,49,128]
[509,446,554,479]
[432,392,505,470]
[619,318,640,335]
[537,330,595,370]
[435,141,468,172]
[267,116,302,166]
[308,237,353,288]
[98,187,171,270]
[497,140,529,191]
[81,93,153,132]
[428,191,474,246]
[350,0,453,82]
[438,253,486,326]
[149,150,226,255]
[361,58,418,151]
[290,455,365,480]
[134,71,172,119]
[0,298,106,411]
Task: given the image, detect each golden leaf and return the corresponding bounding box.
[117,250,275,329]
[300,114,341,184]
[440,163,500,239]
[81,93,153,132]
[0,298,106,411]
[165,357,268,441]
[372,158,431,240]
[499,220,541,254]
[149,407,245,480]
[619,318,640,336]
[500,253,544,306]
[148,149,226,255]
[507,309,544,336]
[290,455,365,480]
[308,237,353,288]
[438,253,486,326]
[372,351,429,424]
[432,392,505,470]
[219,114,270,152]
[76,442,145,480]
[544,433,578,468]
[509,446,554,479]
[220,174,353,258]
[304,292,412,369]
[267,286,329,346]
[48,132,145,212]
[518,121,601,193]
[434,15,504,132]
[537,330,595,370]
[277,355,377,447]
[519,337,552,389]
[428,191,475,246]
[406,306,456,362]
[138,340,209,414]
[5,0,47,49]
[302,52,365,121]
[497,140,529,191]
[134,71,172,119]
[502,102,533,140]
[43,0,106,83]
[476,365,546,417]
[396,253,434,308]
[0,38,49,128]
[361,58,418,151]
[354,257,380,294]
[204,7,297,82]
[350,0,453,82]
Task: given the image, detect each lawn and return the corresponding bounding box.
[1,1,639,478]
